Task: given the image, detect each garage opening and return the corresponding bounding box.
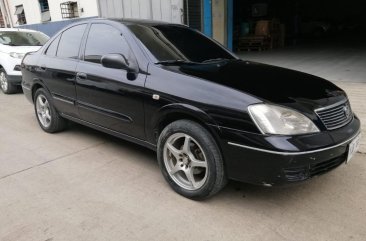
[232,0,366,51]
[231,0,366,83]
[183,0,202,31]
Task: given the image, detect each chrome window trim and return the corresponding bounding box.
[227,131,361,156]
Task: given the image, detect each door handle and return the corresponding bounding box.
[76,72,87,80]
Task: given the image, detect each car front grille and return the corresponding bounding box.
[283,154,346,182]
[315,100,353,130]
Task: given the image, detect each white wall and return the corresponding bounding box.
[8,0,42,25]
[8,0,99,26]
[47,0,99,22]
[99,0,184,24]
[7,0,183,27]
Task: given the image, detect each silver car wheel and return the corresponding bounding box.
[36,94,52,128]
[163,133,208,190]
[0,72,8,92]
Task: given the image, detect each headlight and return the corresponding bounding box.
[248,104,320,135]
[9,52,25,59]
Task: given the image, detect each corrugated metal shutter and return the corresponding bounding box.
[98,0,184,24]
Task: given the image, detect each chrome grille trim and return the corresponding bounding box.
[315,100,353,130]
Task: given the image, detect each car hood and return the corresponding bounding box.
[174,60,346,111]
[1,45,41,54]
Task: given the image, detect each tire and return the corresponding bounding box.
[157,120,227,200]
[34,88,66,133]
[0,68,17,94]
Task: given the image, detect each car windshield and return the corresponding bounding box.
[0,31,49,46]
[127,24,235,63]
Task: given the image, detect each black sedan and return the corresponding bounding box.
[21,19,361,199]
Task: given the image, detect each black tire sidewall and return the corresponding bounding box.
[157,120,225,200]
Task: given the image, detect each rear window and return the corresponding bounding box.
[0,31,49,46]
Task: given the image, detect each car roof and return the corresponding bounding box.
[87,17,186,27]
[112,18,178,26]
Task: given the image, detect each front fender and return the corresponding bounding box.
[147,103,221,143]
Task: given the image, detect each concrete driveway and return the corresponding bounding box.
[238,39,366,83]
[0,83,365,241]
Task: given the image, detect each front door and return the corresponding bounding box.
[75,23,146,139]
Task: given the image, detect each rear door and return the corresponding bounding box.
[37,24,87,117]
[75,23,146,139]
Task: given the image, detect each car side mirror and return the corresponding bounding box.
[100,54,139,80]
[101,54,138,81]
[101,54,129,70]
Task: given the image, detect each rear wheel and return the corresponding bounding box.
[34,88,66,133]
[0,69,17,94]
[157,120,227,200]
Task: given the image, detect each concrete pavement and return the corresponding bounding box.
[238,40,366,83]
[0,83,365,240]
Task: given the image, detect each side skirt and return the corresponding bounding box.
[61,114,157,151]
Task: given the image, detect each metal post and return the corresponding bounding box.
[227,0,233,50]
[203,0,212,37]
[185,0,189,26]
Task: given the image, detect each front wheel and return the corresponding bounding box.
[34,88,66,133]
[0,69,17,94]
[157,120,227,200]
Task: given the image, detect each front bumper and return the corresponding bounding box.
[7,75,22,85]
[220,116,361,186]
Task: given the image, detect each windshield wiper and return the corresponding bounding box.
[2,43,18,46]
[155,60,196,66]
[201,58,230,63]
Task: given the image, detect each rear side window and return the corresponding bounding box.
[57,24,86,59]
[45,35,60,56]
[84,24,130,64]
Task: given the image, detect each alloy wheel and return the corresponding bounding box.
[163,133,208,190]
[36,94,52,128]
[0,72,8,92]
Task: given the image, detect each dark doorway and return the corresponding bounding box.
[232,0,366,50]
[184,0,202,31]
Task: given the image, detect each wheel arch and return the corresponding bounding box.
[30,79,50,103]
[151,103,223,151]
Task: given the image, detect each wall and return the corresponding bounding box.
[98,0,184,24]
[212,0,226,45]
[7,0,99,26]
[8,0,42,25]
[47,0,99,22]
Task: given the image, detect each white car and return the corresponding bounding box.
[0,28,49,94]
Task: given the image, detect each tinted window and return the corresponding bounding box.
[0,31,48,46]
[127,25,234,63]
[57,24,86,59]
[45,35,60,56]
[84,24,130,64]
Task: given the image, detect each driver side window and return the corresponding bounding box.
[84,24,131,64]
